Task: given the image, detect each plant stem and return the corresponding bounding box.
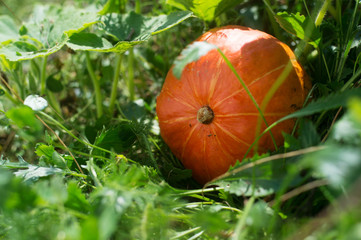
[263,0,282,40]
[85,51,103,118]
[232,197,255,240]
[127,48,135,101]
[40,56,48,95]
[109,53,122,115]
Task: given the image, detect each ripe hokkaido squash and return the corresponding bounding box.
[156,26,310,184]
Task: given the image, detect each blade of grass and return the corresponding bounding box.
[40,56,48,95]
[231,197,255,240]
[85,51,103,118]
[109,53,123,114]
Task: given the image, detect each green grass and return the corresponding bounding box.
[1,0,361,239]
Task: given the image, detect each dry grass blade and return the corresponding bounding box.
[268,179,329,207]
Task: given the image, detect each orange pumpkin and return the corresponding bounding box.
[156,26,310,184]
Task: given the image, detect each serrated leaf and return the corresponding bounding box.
[173,41,217,79]
[275,12,320,48]
[94,123,137,154]
[67,11,193,53]
[166,0,240,22]
[0,155,30,169]
[64,181,91,213]
[14,165,64,183]
[216,179,277,197]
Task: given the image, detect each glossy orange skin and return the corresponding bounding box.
[156,26,310,184]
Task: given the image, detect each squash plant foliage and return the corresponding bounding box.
[0,0,361,239]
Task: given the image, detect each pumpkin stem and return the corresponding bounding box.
[197,106,214,124]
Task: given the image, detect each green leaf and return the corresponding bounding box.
[35,144,55,159]
[98,0,126,15]
[66,32,114,51]
[216,178,277,197]
[0,5,98,61]
[275,88,361,127]
[94,123,137,153]
[0,15,19,43]
[173,41,217,79]
[46,74,64,92]
[302,145,361,188]
[275,11,321,48]
[5,105,42,132]
[67,11,193,53]
[166,0,240,22]
[122,99,146,120]
[34,175,68,204]
[330,98,361,146]
[302,99,361,189]
[14,165,64,183]
[0,155,30,169]
[64,181,91,213]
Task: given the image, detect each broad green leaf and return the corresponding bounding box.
[66,32,115,51]
[5,105,42,132]
[0,5,99,61]
[275,12,321,48]
[67,11,193,52]
[166,0,240,22]
[0,15,19,43]
[173,41,217,79]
